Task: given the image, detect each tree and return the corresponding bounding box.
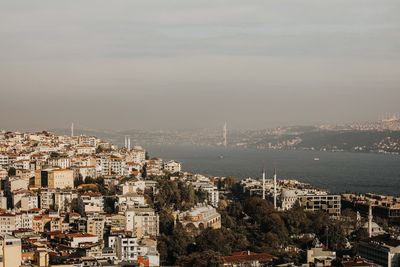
[158,226,194,265]
[104,197,116,214]
[74,174,84,187]
[176,250,223,267]
[159,209,175,235]
[7,167,16,176]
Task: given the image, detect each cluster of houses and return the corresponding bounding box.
[0,130,222,267]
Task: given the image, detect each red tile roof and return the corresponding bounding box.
[223,251,276,264]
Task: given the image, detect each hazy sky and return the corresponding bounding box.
[1,0,399,131]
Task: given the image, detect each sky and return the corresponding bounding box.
[0,0,399,131]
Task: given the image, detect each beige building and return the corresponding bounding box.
[0,234,22,267]
[35,168,74,189]
[87,215,105,242]
[163,160,182,173]
[307,247,336,266]
[125,207,159,238]
[0,214,16,235]
[177,204,221,233]
[78,192,104,214]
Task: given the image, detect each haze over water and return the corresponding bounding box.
[147,145,400,195]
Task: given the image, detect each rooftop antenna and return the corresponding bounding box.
[262,167,266,200]
[223,122,227,148]
[273,168,277,210]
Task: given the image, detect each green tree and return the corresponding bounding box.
[176,250,223,267]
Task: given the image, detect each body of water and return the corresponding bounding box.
[146,145,400,195]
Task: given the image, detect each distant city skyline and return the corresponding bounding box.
[1,0,400,131]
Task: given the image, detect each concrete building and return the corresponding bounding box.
[66,233,99,248]
[5,176,30,192]
[0,155,9,168]
[73,166,97,180]
[359,235,400,267]
[78,192,104,214]
[116,193,146,212]
[16,213,34,230]
[54,189,78,213]
[307,247,336,266]
[87,215,105,242]
[111,235,159,266]
[299,194,341,216]
[110,156,124,176]
[35,168,74,189]
[0,234,22,267]
[0,195,6,210]
[20,194,39,211]
[0,214,16,235]
[163,160,182,173]
[125,207,159,238]
[192,181,219,207]
[47,156,71,169]
[96,155,111,176]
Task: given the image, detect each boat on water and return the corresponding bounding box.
[314,158,320,161]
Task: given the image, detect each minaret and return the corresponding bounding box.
[262,168,266,200]
[71,122,74,137]
[273,168,277,210]
[223,122,227,148]
[127,136,131,151]
[368,203,373,238]
[124,135,127,149]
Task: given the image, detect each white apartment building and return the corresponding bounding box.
[11,159,30,170]
[125,207,159,238]
[111,235,160,267]
[47,157,71,169]
[131,147,146,163]
[116,193,146,212]
[20,194,39,211]
[66,233,99,248]
[192,181,219,207]
[0,214,16,235]
[39,189,55,210]
[78,136,98,147]
[96,156,111,176]
[87,215,105,241]
[76,145,96,155]
[54,189,78,212]
[111,156,124,176]
[73,166,97,180]
[78,193,104,214]
[163,160,182,173]
[0,154,9,167]
[122,181,146,195]
[16,213,34,230]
